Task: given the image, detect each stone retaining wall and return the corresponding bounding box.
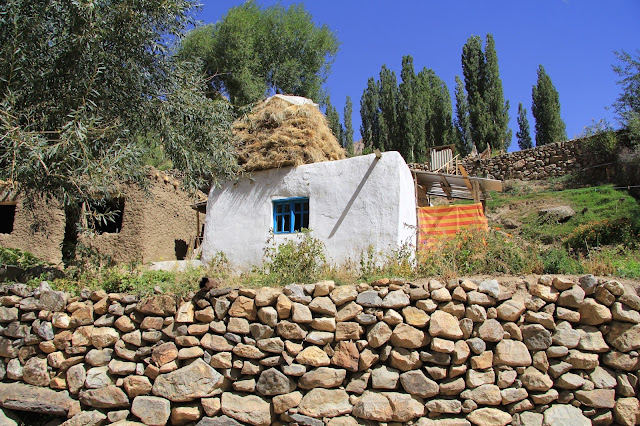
[1,275,639,425]
[461,139,594,181]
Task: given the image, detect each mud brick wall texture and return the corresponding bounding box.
[0,275,639,425]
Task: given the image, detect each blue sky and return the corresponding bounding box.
[197,1,640,151]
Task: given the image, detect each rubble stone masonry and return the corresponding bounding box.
[0,275,639,425]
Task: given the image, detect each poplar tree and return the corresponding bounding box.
[484,34,512,151]
[378,66,400,152]
[420,68,454,155]
[460,34,511,152]
[360,78,380,151]
[454,75,473,156]
[398,56,420,162]
[532,65,567,146]
[516,102,533,150]
[324,97,342,143]
[343,96,354,155]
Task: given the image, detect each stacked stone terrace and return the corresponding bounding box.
[0,275,639,425]
[462,139,590,181]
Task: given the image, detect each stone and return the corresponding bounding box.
[578,274,598,295]
[429,310,463,339]
[613,397,640,426]
[557,285,586,308]
[91,327,120,349]
[566,349,599,369]
[399,370,439,398]
[425,399,462,414]
[67,363,87,394]
[371,365,400,390]
[551,322,581,348]
[123,375,153,398]
[330,285,358,305]
[63,410,107,426]
[171,404,203,425]
[0,382,75,416]
[578,299,612,325]
[520,367,553,391]
[276,321,307,340]
[335,321,361,340]
[228,296,256,320]
[85,366,113,389]
[336,302,362,322]
[522,324,552,350]
[402,306,429,327]
[272,391,302,414]
[382,290,411,308]
[254,287,280,307]
[463,384,502,405]
[466,408,512,426]
[331,341,359,372]
[589,366,617,389]
[390,323,427,348]
[575,389,615,408]
[356,290,383,308]
[298,388,352,418]
[610,324,640,352]
[556,372,585,389]
[196,415,242,426]
[22,356,49,387]
[109,359,137,375]
[296,346,330,366]
[466,368,495,388]
[255,368,296,396]
[577,326,609,352]
[477,319,504,342]
[79,385,130,408]
[612,302,640,323]
[367,321,392,348]
[493,340,532,366]
[136,295,176,316]
[221,392,271,426]
[542,404,590,426]
[385,392,425,421]
[131,396,171,426]
[351,391,393,422]
[256,337,284,353]
[152,359,224,402]
[479,280,501,298]
[552,277,575,291]
[151,342,178,366]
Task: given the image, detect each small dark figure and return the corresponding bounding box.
[199,277,220,292]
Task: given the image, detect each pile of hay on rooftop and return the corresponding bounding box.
[234,96,346,172]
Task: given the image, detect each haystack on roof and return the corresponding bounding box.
[234,95,346,172]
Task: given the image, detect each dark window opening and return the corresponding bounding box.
[0,204,16,234]
[175,239,188,260]
[92,198,125,234]
[273,197,309,234]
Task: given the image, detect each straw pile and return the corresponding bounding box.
[234,96,346,172]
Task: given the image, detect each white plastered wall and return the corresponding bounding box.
[201,151,417,271]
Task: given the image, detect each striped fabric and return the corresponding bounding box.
[418,203,488,247]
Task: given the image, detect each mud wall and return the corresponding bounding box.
[1,171,203,266]
[0,197,65,266]
[1,274,640,425]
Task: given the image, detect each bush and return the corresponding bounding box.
[564,218,639,251]
[540,247,583,275]
[0,247,48,268]
[417,228,541,279]
[258,231,326,286]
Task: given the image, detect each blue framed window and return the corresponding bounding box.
[273,197,309,234]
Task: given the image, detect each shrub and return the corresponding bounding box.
[0,247,48,268]
[258,231,326,285]
[564,218,639,251]
[540,247,583,275]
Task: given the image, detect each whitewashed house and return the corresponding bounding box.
[200,151,417,270]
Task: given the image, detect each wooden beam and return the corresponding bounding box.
[439,175,453,199]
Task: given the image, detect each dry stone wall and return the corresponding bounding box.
[461,139,594,181]
[1,275,639,425]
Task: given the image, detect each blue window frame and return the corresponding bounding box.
[273,197,309,234]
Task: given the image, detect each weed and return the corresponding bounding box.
[250,230,326,286]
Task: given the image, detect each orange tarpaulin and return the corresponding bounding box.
[418,203,488,247]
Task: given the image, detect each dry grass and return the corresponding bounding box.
[234,97,346,171]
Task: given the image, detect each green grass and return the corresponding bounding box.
[488,184,640,244]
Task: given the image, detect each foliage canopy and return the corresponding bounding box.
[177,0,339,106]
